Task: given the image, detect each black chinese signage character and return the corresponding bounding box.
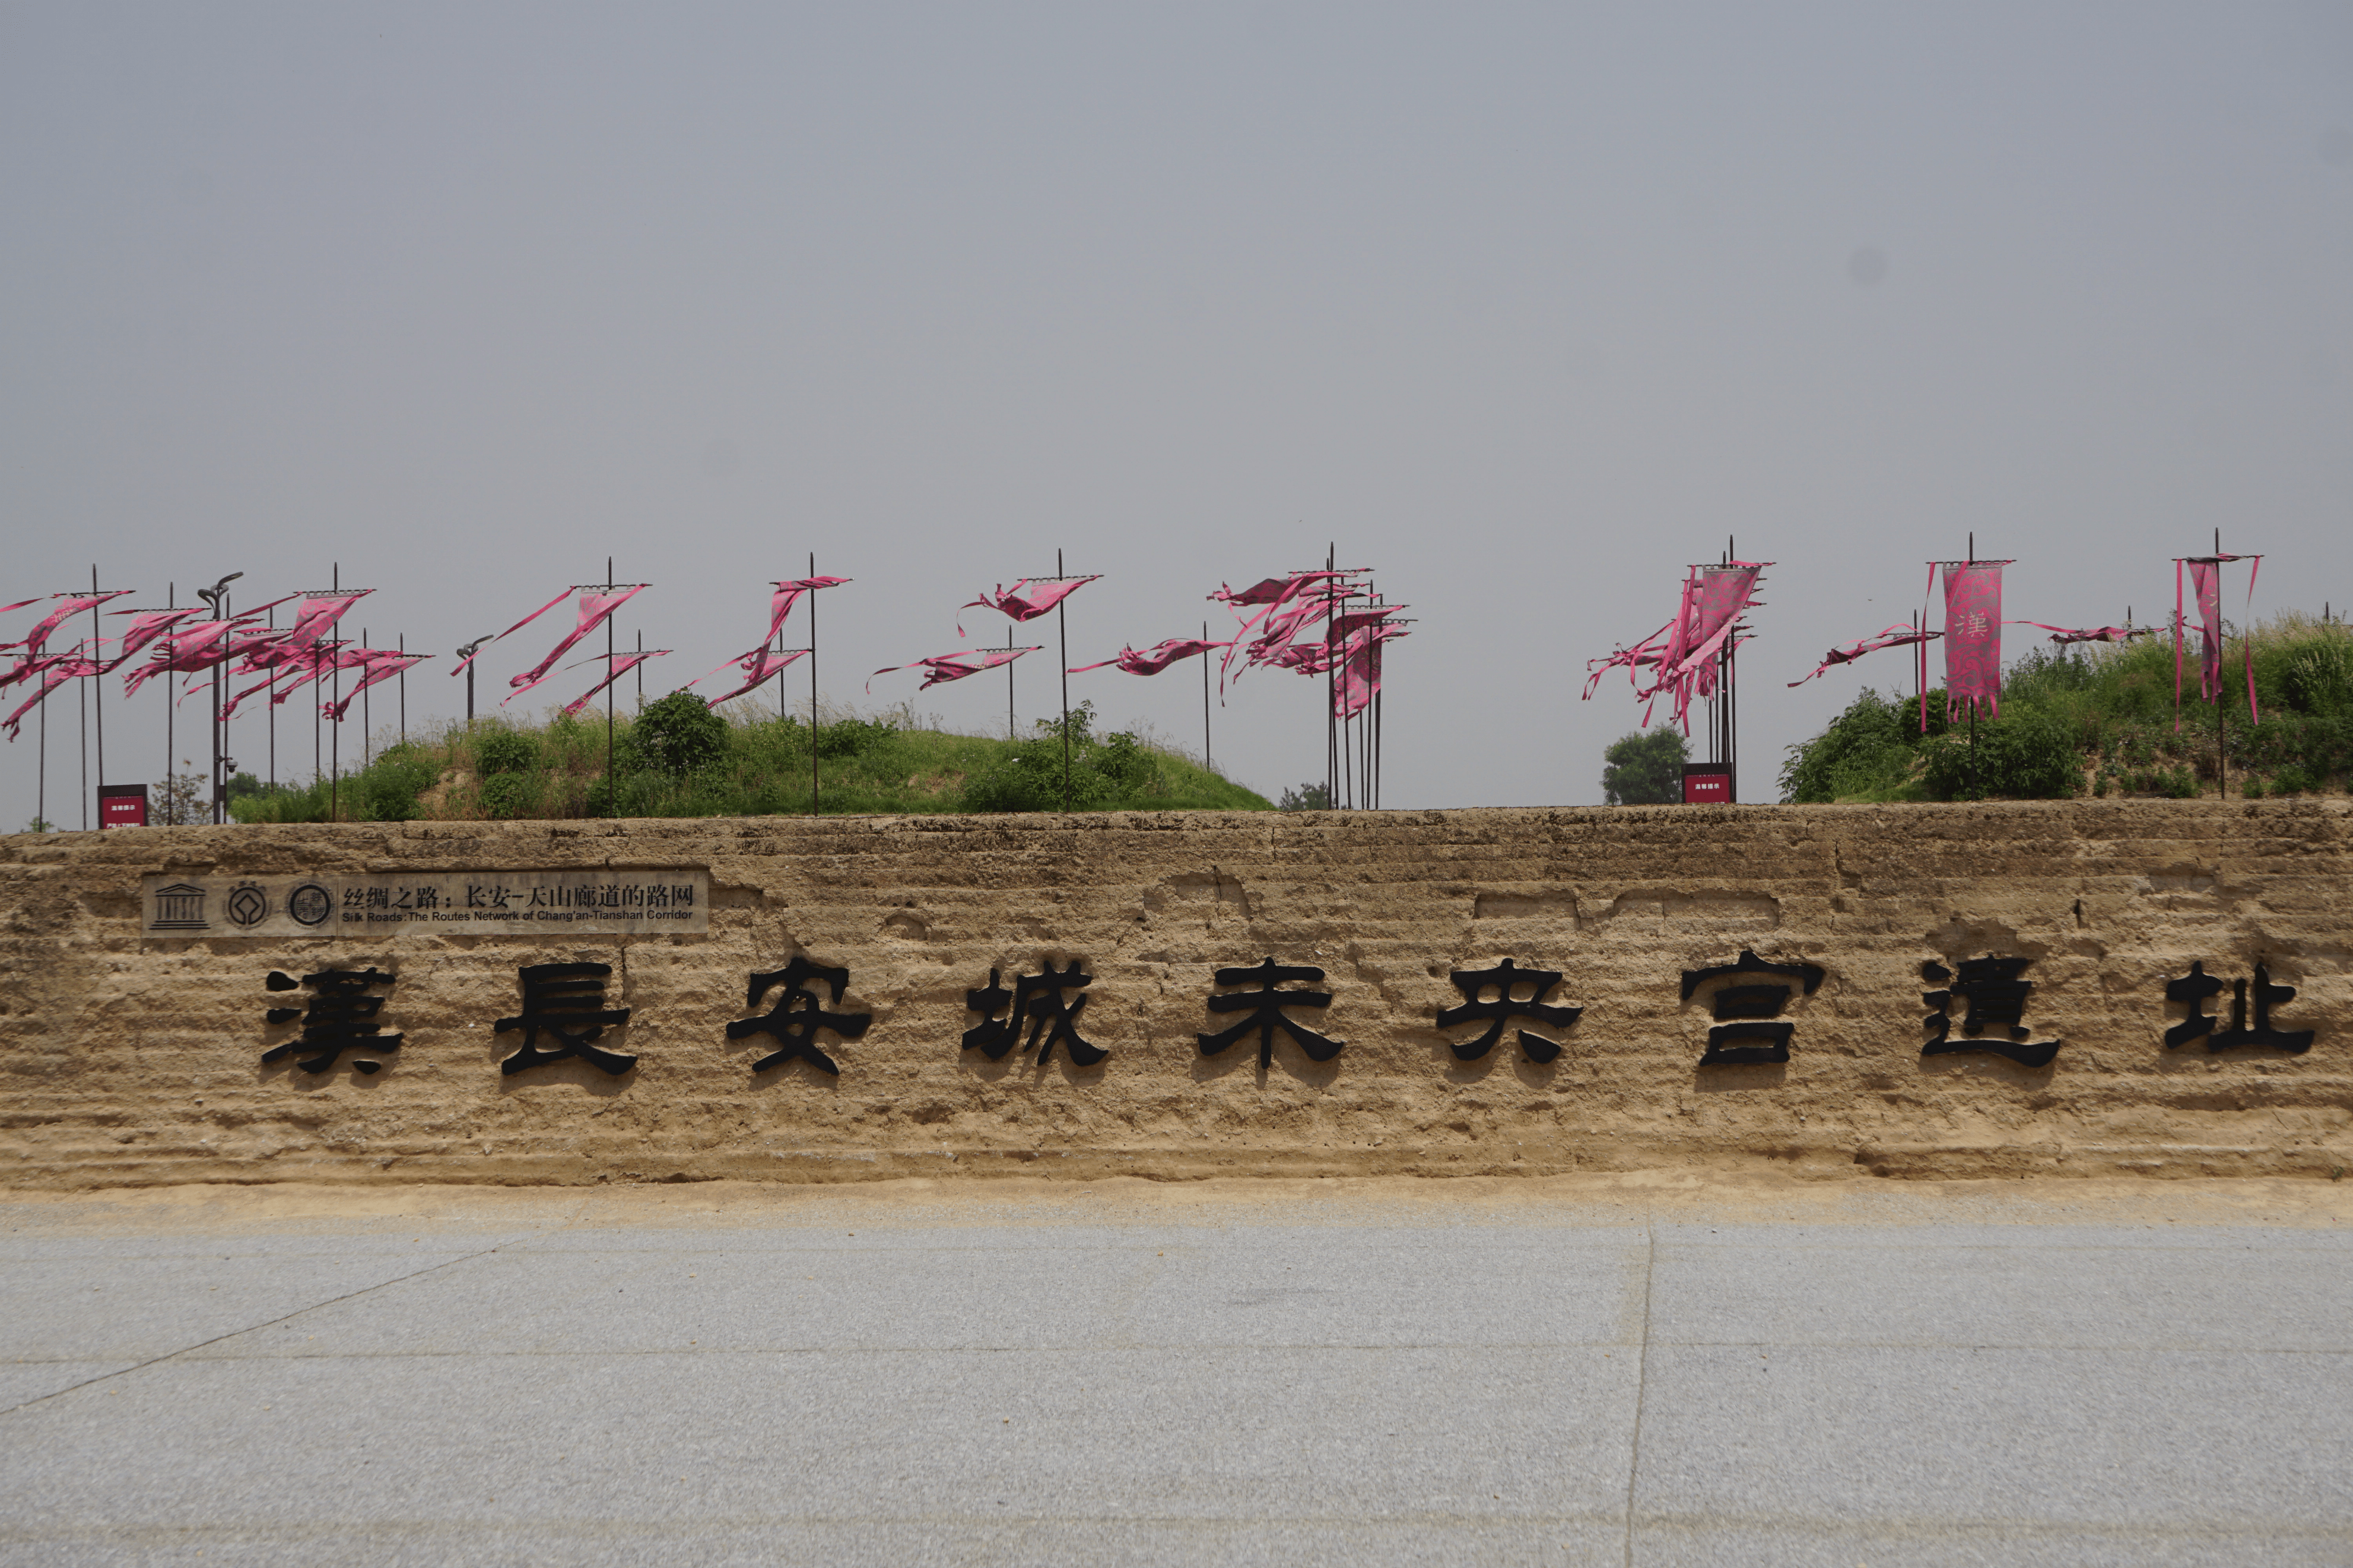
[728,955,872,1074]
[2164,960,2313,1054]
[1921,956,2059,1068]
[1437,959,1582,1063]
[961,959,1107,1067]
[263,967,400,1074]
[1199,957,1344,1067]
[495,962,635,1076]
[1682,948,1825,1065]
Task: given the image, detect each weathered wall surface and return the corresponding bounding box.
[3,802,2349,1187]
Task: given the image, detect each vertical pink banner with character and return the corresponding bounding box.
[1940,561,2008,720]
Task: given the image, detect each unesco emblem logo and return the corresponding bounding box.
[287,883,334,928]
[224,882,271,928]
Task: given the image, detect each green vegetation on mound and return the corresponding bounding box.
[228,696,1272,822]
[1780,612,2353,803]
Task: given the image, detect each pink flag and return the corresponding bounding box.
[0,596,46,616]
[1787,624,1941,688]
[1938,561,2008,720]
[559,651,668,718]
[1069,638,1231,676]
[318,653,434,721]
[450,585,573,678]
[2174,554,2262,728]
[2,647,97,739]
[506,586,646,702]
[244,591,369,670]
[107,609,199,669]
[701,645,808,708]
[1,592,132,655]
[869,646,1040,692]
[121,618,250,695]
[2022,622,2153,647]
[957,577,1098,635]
[1332,625,1407,719]
[763,577,851,644]
[1585,562,1767,732]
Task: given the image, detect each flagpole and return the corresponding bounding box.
[268,602,278,791]
[808,551,820,817]
[1058,548,1071,811]
[88,566,104,805]
[330,562,341,822]
[1326,543,1337,809]
[398,631,407,747]
[166,583,174,818]
[1201,619,1212,774]
[362,626,371,769]
[605,556,615,818]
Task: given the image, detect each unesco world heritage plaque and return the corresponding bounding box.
[139,870,710,939]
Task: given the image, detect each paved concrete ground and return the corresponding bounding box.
[0,1175,2347,1566]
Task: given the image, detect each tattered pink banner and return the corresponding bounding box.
[506,587,646,702]
[869,645,1040,692]
[2024,623,2153,646]
[2,591,132,656]
[957,577,1098,636]
[1787,624,1940,688]
[108,609,200,669]
[1068,637,1231,677]
[764,577,850,644]
[557,651,666,718]
[1584,562,1766,733]
[121,618,253,696]
[701,645,808,708]
[246,591,369,670]
[322,654,433,722]
[2174,554,2261,727]
[1937,561,2008,720]
[452,585,574,679]
[2,647,97,739]
[1332,625,1407,719]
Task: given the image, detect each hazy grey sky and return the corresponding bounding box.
[5,2,2349,823]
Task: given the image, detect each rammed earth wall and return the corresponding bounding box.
[2,801,2349,1187]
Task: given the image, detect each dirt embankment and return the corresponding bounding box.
[2,800,2348,1188]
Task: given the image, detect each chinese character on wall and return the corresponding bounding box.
[1682,949,1825,1065]
[962,959,1106,1067]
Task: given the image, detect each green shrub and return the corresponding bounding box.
[2272,764,2314,796]
[479,773,535,819]
[1780,691,1913,803]
[360,747,442,822]
[2242,780,2266,799]
[2160,766,2198,799]
[816,717,895,759]
[634,691,727,776]
[1920,706,2081,801]
[474,728,538,776]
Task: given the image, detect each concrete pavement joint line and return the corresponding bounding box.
[1621,1216,1655,1568]
[0,1206,592,1418]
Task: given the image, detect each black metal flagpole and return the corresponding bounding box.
[1326,543,1337,809]
[1202,618,1212,774]
[1058,548,1071,810]
[635,629,644,708]
[268,602,278,791]
[808,551,820,817]
[605,557,615,817]
[88,566,104,806]
[398,631,407,748]
[362,625,371,768]
[1006,622,1015,740]
[330,562,341,822]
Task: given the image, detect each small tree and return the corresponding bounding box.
[1601,728,1688,804]
[633,691,728,776]
[1278,781,1332,812]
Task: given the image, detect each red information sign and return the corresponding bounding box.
[1681,765,1732,805]
[98,784,149,828]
